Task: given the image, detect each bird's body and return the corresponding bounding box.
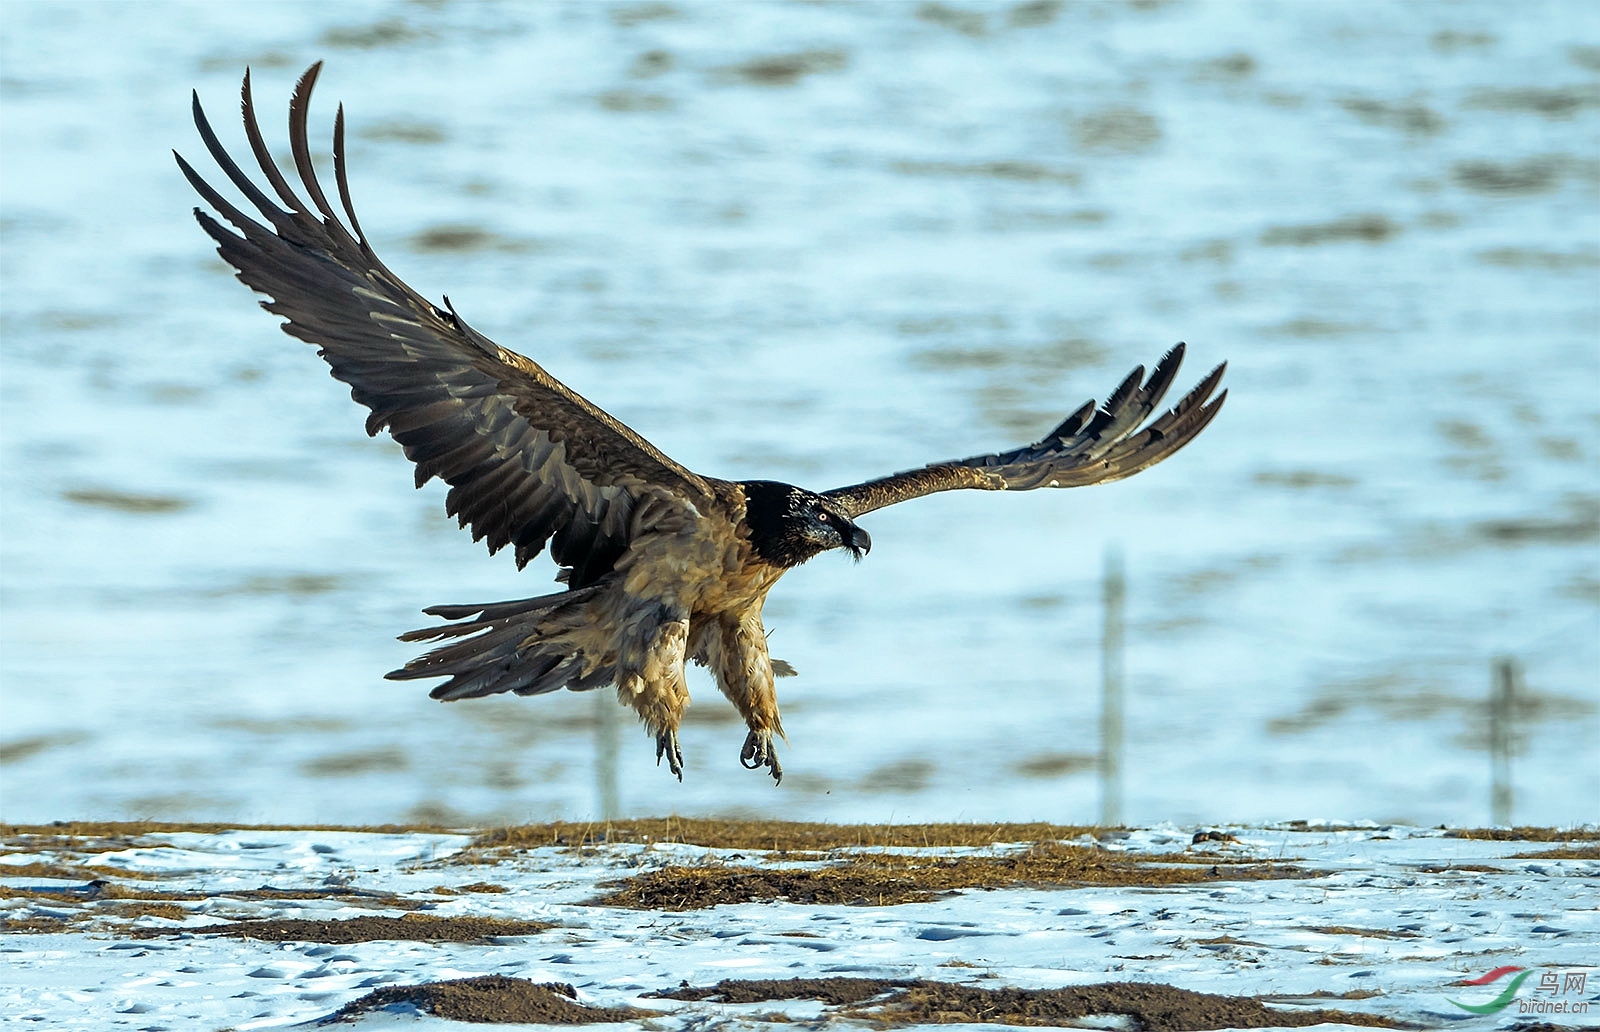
[399,479,809,777]
[179,65,1226,783]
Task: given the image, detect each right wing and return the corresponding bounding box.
[176,64,720,588]
[823,344,1226,518]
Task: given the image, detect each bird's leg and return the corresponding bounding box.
[655,729,684,781]
[616,608,690,782]
[704,614,786,784]
[740,728,782,784]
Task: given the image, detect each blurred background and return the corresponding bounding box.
[2,0,1596,828]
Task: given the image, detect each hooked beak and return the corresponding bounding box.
[847,524,871,559]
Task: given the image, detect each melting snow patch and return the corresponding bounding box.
[2,822,1597,1028]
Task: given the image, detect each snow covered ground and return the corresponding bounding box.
[2,0,1597,829]
[2,822,1596,1029]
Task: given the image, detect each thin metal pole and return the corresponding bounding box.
[595,690,621,821]
[1100,546,1125,827]
[1490,656,1517,827]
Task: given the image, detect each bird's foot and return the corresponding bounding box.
[655,730,683,782]
[740,728,783,785]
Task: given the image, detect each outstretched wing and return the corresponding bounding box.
[176,64,720,588]
[822,344,1225,518]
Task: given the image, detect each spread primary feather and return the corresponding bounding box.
[178,63,1227,784]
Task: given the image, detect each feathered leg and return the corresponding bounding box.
[614,602,692,780]
[699,612,785,783]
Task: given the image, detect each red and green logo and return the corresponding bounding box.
[1448,966,1530,1014]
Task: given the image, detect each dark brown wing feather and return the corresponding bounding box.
[823,343,1226,518]
[176,64,720,587]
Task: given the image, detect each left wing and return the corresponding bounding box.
[175,63,723,589]
[822,344,1225,518]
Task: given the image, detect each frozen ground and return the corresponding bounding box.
[2,822,1597,1030]
[2,0,1598,827]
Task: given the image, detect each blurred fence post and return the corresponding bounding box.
[1490,656,1518,827]
[595,690,621,821]
[1100,546,1125,827]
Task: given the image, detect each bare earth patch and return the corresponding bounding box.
[588,843,1310,910]
[649,977,1407,1030]
[331,976,647,1023]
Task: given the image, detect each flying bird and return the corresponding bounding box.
[177,64,1226,784]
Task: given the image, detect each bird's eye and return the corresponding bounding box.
[817,512,831,524]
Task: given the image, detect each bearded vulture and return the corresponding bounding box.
[176,64,1226,784]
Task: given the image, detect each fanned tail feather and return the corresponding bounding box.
[387,587,614,701]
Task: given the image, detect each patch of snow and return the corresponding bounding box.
[1,826,1596,1029]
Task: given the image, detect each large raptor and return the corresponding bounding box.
[177,64,1226,784]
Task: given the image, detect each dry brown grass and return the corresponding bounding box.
[1301,926,1420,939]
[3,819,456,847]
[10,819,1588,850]
[472,818,1107,853]
[1509,845,1600,860]
[1261,990,1385,1001]
[0,883,203,903]
[429,881,511,895]
[0,860,167,881]
[0,895,195,932]
[0,915,74,933]
[1445,827,1600,842]
[99,902,192,922]
[0,879,445,934]
[0,880,427,908]
[589,842,1311,910]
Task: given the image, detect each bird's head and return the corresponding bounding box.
[740,480,871,568]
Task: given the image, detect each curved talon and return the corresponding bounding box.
[739,730,764,768]
[740,729,783,785]
[654,730,684,782]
